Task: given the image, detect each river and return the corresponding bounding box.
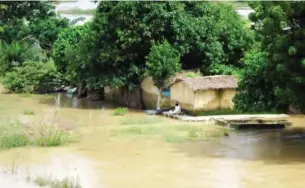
[0,92,305,188]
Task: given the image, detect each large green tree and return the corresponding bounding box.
[74,1,251,90]
[146,40,181,110]
[0,1,69,53]
[52,24,90,77]
[249,1,305,112]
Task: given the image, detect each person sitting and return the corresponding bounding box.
[170,102,181,115]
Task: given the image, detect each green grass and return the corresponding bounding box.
[112,123,230,143]
[33,176,81,188]
[113,107,129,116]
[34,125,73,147]
[120,117,162,125]
[23,109,34,115]
[0,123,29,149]
[0,121,74,149]
[19,93,32,98]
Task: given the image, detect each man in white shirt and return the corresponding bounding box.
[170,102,181,115]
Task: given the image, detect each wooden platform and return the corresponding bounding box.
[162,112,289,121]
[215,119,292,129]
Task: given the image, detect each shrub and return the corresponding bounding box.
[0,121,73,149]
[113,107,129,116]
[34,125,71,147]
[23,109,34,115]
[2,60,62,93]
[33,176,81,188]
[0,123,30,149]
[233,48,288,113]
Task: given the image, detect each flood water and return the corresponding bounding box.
[1,92,305,188]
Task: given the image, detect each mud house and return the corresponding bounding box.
[140,74,238,111]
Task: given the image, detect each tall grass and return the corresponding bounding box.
[113,107,129,116]
[33,176,81,188]
[0,95,74,149]
[113,123,230,143]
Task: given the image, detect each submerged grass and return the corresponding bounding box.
[113,107,129,116]
[23,109,34,115]
[0,121,73,149]
[33,176,81,188]
[113,122,230,143]
[0,95,74,149]
[120,117,162,125]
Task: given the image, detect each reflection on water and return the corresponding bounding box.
[39,93,107,109]
[178,127,305,163]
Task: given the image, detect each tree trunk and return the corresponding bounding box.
[157,88,161,110]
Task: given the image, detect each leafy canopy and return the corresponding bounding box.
[249,1,305,112]
[146,40,181,89]
[69,1,251,90]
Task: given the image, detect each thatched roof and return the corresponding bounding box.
[173,75,238,91]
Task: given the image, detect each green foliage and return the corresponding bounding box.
[0,123,29,149]
[2,60,62,93]
[249,2,305,112]
[52,24,90,76]
[71,1,251,90]
[113,107,129,116]
[34,125,71,147]
[33,176,81,188]
[0,41,47,75]
[23,109,34,115]
[0,121,73,150]
[233,47,287,113]
[1,1,69,52]
[186,71,202,78]
[146,40,181,89]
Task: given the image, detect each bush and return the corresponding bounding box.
[23,109,35,115]
[113,107,129,116]
[233,48,288,113]
[2,60,62,93]
[0,121,73,149]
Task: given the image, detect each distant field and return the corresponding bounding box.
[57,1,250,15]
[57,8,95,15]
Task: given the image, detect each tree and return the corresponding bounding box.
[75,1,251,91]
[52,24,90,76]
[146,40,181,110]
[2,60,61,93]
[1,1,69,54]
[0,40,47,75]
[233,46,288,113]
[249,2,305,112]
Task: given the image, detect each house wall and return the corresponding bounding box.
[104,87,120,101]
[219,89,236,109]
[193,89,236,111]
[140,77,172,109]
[170,82,195,110]
[193,90,219,110]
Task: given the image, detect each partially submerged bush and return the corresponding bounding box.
[113,107,129,116]
[0,121,73,149]
[35,125,71,147]
[33,176,81,188]
[0,123,29,149]
[2,60,62,93]
[23,109,35,115]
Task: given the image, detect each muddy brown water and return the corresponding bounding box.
[1,93,305,188]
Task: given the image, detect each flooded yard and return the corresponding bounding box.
[1,89,305,188]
